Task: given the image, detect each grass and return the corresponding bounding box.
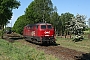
[0,39,58,60]
[56,35,90,53]
[0,32,90,60]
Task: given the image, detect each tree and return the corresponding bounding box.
[68,14,87,40]
[50,6,60,35]
[0,0,20,38]
[12,15,34,34]
[50,12,59,35]
[25,0,54,23]
[59,12,74,36]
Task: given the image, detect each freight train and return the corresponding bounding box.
[23,23,56,44]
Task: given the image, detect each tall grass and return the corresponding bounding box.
[0,39,58,60]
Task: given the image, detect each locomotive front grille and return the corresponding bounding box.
[42,36,55,41]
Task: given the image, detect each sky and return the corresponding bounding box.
[7,0,90,27]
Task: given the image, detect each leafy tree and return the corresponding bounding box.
[50,12,60,35]
[59,12,74,36]
[68,14,87,40]
[12,15,34,34]
[0,0,20,25]
[0,0,20,38]
[25,0,54,23]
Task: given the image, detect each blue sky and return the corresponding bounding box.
[7,0,90,27]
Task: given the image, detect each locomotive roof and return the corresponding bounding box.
[25,23,51,27]
[35,23,51,25]
[26,24,35,27]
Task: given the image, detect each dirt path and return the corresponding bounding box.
[37,45,83,60]
[3,33,90,60]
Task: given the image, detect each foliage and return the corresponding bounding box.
[13,0,55,34]
[50,12,60,34]
[0,39,58,60]
[70,14,87,34]
[0,30,4,38]
[59,12,74,35]
[88,28,90,30]
[25,0,54,23]
[0,0,20,25]
[0,0,20,38]
[4,27,12,34]
[12,15,33,34]
[88,18,90,28]
[66,14,88,41]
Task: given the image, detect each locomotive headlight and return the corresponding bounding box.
[45,35,49,36]
[51,35,53,36]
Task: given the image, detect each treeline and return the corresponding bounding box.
[12,0,88,36]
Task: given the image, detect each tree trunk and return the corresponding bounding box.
[55,27,58,36]
[65,31,67,38]
[70,32,71,39]
[88,34,90,39]
[1,25,4,39]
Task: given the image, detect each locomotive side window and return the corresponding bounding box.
[47,25,52,29]
[41,25,46,29]
[26,27,28,29]
[30,26,33,29]
[27,27,30,29]
[36,25,38,29]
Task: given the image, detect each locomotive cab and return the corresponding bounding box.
[38,23,55,44]
[39,24,54,36]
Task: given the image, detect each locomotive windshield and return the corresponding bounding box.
[47,25,52,29]
[41,25,46,29]
[41,25,52,29]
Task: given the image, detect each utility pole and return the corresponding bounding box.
[43,0,45,23]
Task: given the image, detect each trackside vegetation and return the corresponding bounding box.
[56,35,90,53]
[0,39,58,60]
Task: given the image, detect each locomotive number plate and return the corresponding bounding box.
[44,31,50,34]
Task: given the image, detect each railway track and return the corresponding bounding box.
[4,33,90,60]
[3,33,23,43]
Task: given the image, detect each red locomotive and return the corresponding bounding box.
[23,23,56,44]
